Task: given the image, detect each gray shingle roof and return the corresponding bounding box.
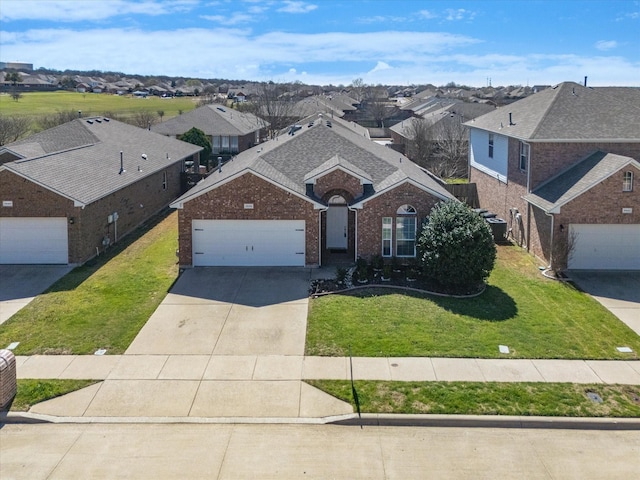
[171,114,455,208]
[466,82,640,141]
[151,104,267,137]
[2,118,202,206]
[523,151,640,212]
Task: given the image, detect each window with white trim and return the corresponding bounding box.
[162,171,167,190]
[488,133,494,158]
[395,205,417,257]
[623,171,633,192]
[382,217,392,257]
[519,142,529,172]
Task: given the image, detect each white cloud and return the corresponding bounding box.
[0,0,197,22]
[370,61,392,73]
[595,40,618,51]
[418,10,437,20]
[277,1,317,14]
[202,13,254,25]
[444,8,476,21]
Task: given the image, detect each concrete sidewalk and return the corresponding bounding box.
[15,354,640,384]
[11,353,640,421]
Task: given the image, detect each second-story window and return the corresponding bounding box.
[519,142,529,172]
[488,133,494,158]
[623,171,634,192]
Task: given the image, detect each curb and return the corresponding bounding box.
[3,411,640,430]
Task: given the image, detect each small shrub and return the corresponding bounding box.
[335,266,348,285]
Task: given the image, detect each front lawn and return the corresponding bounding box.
[308,380,640,418]
[0,211,179,355]
[306,245,640,359]
[8,379,98,412]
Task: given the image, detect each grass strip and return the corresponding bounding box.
[9,379,98,412]
[308,380,640,418]
[0,211,179,355]
[306,245,640,359]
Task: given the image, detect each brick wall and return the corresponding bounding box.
[177,172,319,266]
[313,170,363,200]
[357,182,442,261]
[530,142,640,190]
[1,163,184,264]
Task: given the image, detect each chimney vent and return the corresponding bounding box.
[508,112,514,126]
[584,76,588,87]
[119,151,125,175]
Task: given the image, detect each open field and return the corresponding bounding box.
[0,91,197,120]
[306,245,640,359]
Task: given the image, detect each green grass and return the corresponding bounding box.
[306,245,640,359]
[0,91,197,120]
[308,380,640,417]
[9,379,98,412]
[0,211,179,355]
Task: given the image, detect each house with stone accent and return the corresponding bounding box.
[0,118,201,265]
[170,114,456,267]
[151,104,268,162]
[466,81,640,270]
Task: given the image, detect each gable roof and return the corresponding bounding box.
[151,104,268,137]
[1,118,202,207]
[466,82,640,141]
[171,113,455,209]
[523,151,640,213]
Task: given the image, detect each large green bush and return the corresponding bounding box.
[418,200,496,292]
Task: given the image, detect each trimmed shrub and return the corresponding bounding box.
[418,200,496,292]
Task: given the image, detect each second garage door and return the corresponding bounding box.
[192,220,306,266]
[568,224,640,270]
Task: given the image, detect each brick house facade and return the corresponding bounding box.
[467,82,640,270]
[0,118,201,264]
[171,114,456,268]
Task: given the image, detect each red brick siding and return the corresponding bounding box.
[530,142,640,190]
[177,172,319,266]
[1,163,184,264]
[313,170,363,200]
[357,183,442,261]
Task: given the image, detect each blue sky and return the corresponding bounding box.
[1,0,639,86]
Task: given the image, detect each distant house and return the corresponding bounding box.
[170,114,456,267]
[152,104,268,160]
[466,82,640,270]
[0,118,201,265]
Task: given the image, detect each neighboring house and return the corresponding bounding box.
[466,81,640,270]
[170,113,456,268]
[0,118,202,265]
[152,105,268,159]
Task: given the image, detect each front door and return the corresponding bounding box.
[326,199,348,250]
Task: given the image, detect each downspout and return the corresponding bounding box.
[524,141,532,251]
[317,206,329,267]
[347,205,359,262]
[544,210,554,269]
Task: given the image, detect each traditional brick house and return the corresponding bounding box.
[171,114,456,267]
[467,82,640,270]
[0,118,201,264]
[152,104,268,162]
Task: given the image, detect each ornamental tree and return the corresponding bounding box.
[179,127,212,166]
[418,200,496,292]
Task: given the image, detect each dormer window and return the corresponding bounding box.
[623,171,633,192]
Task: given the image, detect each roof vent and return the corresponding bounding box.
[326,121,332,128]
[508,112,514,126]
[95,118,102,123]
[103,118,110,122]
[217,107,226,112]
[141,154,147,160]
[119,151,125,175]
[86,120,93,124]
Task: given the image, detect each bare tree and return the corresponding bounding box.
[37,110,80,130]
[431,116,468,178]
[0,115,32,145]
[404,118,437,168]
[125,111,158,129]
[247,82,296,134]
[350,78,366,103]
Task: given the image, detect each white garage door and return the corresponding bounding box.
[0,217,69,264]
[569,224,640,270]
[192,220,306,266]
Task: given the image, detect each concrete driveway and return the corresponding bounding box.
[0,265,73,325]
[126,267,311,355]
[568,271,640,336]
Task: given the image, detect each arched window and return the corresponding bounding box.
[396,205,416,257]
